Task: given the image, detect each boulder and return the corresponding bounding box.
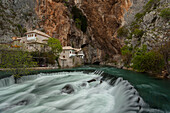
[61,84,74,94]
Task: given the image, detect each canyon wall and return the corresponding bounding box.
[2,0,165,65]
[35,0,132,63]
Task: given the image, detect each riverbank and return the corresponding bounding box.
[100,62,170,79]
[0,67,58,71]
[1,64,170,79]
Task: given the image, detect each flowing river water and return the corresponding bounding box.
[0,66,170,113]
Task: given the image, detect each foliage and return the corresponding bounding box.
[159,8,170,19]
[0,47,37,78]
[132,48,164,73]
[71,6,88,33]
[121,45,133,56]
[15,24,27,37]
[75,18,81,29]
[134,45,147,56]
[144,0,160,12]
[47,38,62,55]
[47,38,62,67]
[47,53,56,65]
[135,13,145,21]
[159,41,170,74]
[133,29,144,37]
[117,26,128,37]
[121,45,133,65]
[127,33,132,39]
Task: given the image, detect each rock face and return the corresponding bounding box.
[122,0,170,50]
[1,0,168,65]
[77,0,132,59]
[0,0,39,43]
[34,0,132,64]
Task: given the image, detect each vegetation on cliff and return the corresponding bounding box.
[159,8,170,19]
[0,45,37,79]
[132,46,164,73]
[118,0,170,75]
[71,6,88,33]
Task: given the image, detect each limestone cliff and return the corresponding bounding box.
[0,0,38,43]
[35,0,132,63]
[1,0,168,65]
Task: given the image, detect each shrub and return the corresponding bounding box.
[117,26,128,37]
[75,18,81,29]
[144,0,160,12]
[159,8,170,19]
[132,50,164,73]
[121,45,133,65]
[0,49,37,78]
[127,33,133,39]
[135,13,145,21]
[133,29,144,37]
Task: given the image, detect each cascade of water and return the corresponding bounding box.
[0,71,161,113]
[0,76,15,87]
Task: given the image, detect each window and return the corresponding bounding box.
[35,34,37,37]
[63,56,65,58]
[70,51,72,54]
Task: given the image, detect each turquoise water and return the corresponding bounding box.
[0,66,170,113]
[75,66,170,112]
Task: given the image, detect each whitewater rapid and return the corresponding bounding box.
[0,71,158,113]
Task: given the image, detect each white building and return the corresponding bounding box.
[11,30,51,52]
[59,46,84,68]
[25,30,51,52]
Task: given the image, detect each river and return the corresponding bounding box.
[0,66,170,113]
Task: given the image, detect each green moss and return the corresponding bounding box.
[159,8,170,19]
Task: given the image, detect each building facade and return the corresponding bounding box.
[11,30,51,52]
[25,30,50,52]
[59,46,84,68]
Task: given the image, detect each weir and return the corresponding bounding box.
[0,70,165,113]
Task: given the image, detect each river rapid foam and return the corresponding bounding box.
[0,71,163,113]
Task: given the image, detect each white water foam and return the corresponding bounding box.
[0,71,149,113]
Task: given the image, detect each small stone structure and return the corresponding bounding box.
[59,46,84,68]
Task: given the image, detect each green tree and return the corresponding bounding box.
[47,38,62,54]
[121,45,133,66]
[132,50,164,73]
[0,46,37,81]
[159,41,170,75]
[47,38,62,67]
